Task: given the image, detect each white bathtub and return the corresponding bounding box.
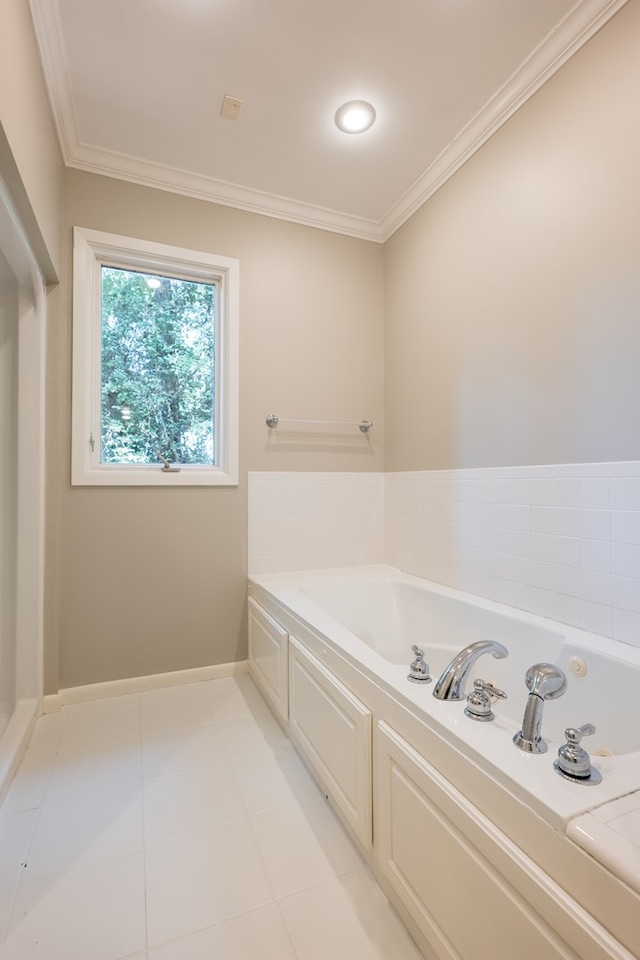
[249,564,640,829]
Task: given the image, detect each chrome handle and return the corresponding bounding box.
[157,452,181,473]
[465,678,507,722]
[554,722,602,784]
[565,723,595,744]
[477,679,507,701]
[408,646,431,684]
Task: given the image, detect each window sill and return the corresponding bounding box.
[71,464,238,487]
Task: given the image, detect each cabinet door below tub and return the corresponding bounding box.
[375,721,616,960]
[289,637,372,849]
[247,598,289,721]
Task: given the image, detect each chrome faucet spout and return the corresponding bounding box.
[432,640,508,701]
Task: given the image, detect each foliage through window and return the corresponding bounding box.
[101,266,216,466]
[72,228,239,486]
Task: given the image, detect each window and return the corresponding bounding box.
[72,228,239,485]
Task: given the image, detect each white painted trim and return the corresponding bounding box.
[28,0,81,161]
[42,694,62,714]
[66,148,383,244]
[71,227,240,486]
[30,0,629,241]
[0,170,46,721]
[0,699,39,804]
[45,660,249,709]
[379,0,632,240]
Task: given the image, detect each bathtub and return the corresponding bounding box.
[249,564,640,830]
[248,564,640,959]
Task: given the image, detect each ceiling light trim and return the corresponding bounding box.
[30,0,630,243]
[335,100,376,134]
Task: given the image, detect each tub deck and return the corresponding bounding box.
[249,564,640,828]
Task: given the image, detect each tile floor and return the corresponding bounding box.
[0,674,423,959]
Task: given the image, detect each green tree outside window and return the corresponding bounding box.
[100,266,216,466]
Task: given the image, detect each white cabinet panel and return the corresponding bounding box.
[289,637,372,849]
[375,722,617,960]
[248,598,289,721]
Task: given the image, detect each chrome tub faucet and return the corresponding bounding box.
[433,640,509,701]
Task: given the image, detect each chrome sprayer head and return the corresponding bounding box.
[524,662,568,700]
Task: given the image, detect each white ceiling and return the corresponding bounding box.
[30,0,626,241]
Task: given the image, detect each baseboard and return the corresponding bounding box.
[0,699,39,805]
[42,660,249,710]
[42,694,62,714]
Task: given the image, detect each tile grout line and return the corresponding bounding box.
[0,707,71,955]
[143,679,275,956]
[216,680,330,958]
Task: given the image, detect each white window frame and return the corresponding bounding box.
[72,227,239,486]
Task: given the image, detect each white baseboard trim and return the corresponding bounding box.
[0,699,39,805]
[42,694,62,714]
[41,660,249,710]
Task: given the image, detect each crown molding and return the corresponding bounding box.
[66,145,384,242]
[30,0,629,243]
[379,0,631,240]
[29,0,81,161]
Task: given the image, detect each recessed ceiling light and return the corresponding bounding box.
[334,100,376,134]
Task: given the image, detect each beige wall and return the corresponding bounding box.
[0,0,63,279]
[54,170,384,688]
[40,0,640,689]
[384,0,640,471]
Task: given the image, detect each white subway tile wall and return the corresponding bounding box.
[248,472,385,575]
[248,463,640,649]
[386,463,640,649]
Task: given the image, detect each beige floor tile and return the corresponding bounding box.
[230,742,319,815]
[2,850,146,960]
[46,740,142,804]
[249,791,361,898]
[145,819,273,948]
[278,866,423,960]
[21,712,67,760]
[1,676,426,960]
[216,709,288,761]
[140,684,211,738]
[143,761,245,845]
[141,724,226,781]
[28,785,144,875]
[58,694,141,755]
[0,809,39,939]
[202,674,263,721]
[1,753,54,814]
[147,903,295,960]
